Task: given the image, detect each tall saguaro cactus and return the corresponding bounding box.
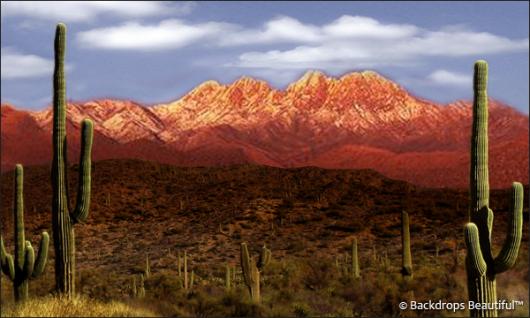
[240,243,271,303]
[464,60,523,318]
[0,165,49,302]
[401,211,413,278]
[52,23,94,298]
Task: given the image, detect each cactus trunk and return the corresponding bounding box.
[13,164,28,302]
[51,23,93,299]
[401,211,413,278]
[352,238,360,279]
[464,60,523,318]
[250,268,260,302]
[184,251,188,290]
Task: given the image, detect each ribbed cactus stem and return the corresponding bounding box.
[464,60,524,318]
[0,165,49,302]
[471,60,489,213]
[232,265,236,286]
[1,236,14,280]
[177,250,182,277]
[184,251,188,290]
[401,211,413,278]
[51,23,93,298]
[145,253,150,279]
[352,238,360,279]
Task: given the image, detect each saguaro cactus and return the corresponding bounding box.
[351,238,360,279]
[144,254,151,279]
[225,263,231,290]
[464,60,523,318]
[137,274,146,298]
[0,165,49,302]
[177,250,182,277]
[51,23,94,298]
[401,211,413,278]
[240,243,271,303]
[184,251,188,290]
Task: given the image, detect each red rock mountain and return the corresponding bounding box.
[1,71,528,188]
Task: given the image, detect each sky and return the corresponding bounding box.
[1,1,529,113]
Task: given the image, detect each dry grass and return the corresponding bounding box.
[0,295,158,317]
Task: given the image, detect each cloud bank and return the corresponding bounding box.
[1,1,194,22]
[73,14,528,72]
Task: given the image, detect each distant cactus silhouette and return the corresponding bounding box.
[464,60,523,318]
[351,238,360,279]
[184,251,188,290]
[401,211,413,278]
[51,23,94,298]
[137,274,146,298]
[144,253,151,279]
[225,263,231,290]
[240,243,271,303]
[0,165,49,302]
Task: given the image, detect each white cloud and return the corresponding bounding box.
[77,19,235,50]
[219,15,418,46]
[1,47,74,80]
[322,15,418,39]
[427,70,471,86]
[219,16,321,46]
[227,15,529,70]
[0,1,194,22]
[73,13,527,70]
[1,47,53,79]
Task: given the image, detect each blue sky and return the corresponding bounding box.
[1,1,528,113]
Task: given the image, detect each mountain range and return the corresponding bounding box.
[1,70,528,188]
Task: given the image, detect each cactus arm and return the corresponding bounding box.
[0,235,8,264]
[464,223,487,277]
[494,182,523,273]
[257,245,271,270]
[32,232,49,277]
[22,241,35,279]
[1,236,15,280]
[71,119,93,224]
[2,254,15,281]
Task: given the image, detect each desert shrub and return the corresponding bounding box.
[292,302,312,317]
[301,259,336,291]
